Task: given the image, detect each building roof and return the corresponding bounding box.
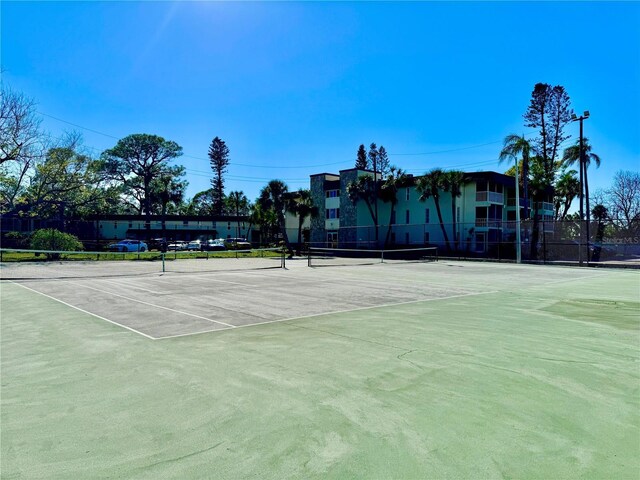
[86,214,248,222]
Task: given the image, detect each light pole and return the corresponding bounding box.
[514,159,522,264]
[571,111,590,265]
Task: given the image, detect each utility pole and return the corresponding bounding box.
[571,111,590,266]
[515,159,522,264]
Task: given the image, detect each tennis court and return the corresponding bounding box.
[1,258,639,478]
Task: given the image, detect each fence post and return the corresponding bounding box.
[162,253,165,273]
[586,220,591,265]
[542,220,546,264]
[578,220,583,266]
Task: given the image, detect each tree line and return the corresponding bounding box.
[349,83,638,256]
[0,83,320,249]
[2,81,638,252]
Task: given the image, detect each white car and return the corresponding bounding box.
[107,239,148,252]
[167,241,187,251]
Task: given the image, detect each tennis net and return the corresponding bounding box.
[0,247,285,280]
[307,246,438,267]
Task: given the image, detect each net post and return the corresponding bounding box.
[381,250,384,263]
[282,246,286,268]
[162,253,165,273]
[308,248,311,267]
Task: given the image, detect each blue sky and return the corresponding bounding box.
[2,1,639,204]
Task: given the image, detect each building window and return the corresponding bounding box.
[326,208,339,219]
[425,208,430,224]
[406,210,410,224]
[326,190,339,198]
[406,187,410,201]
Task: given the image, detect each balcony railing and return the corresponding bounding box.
[476,191,504,204]
[506,198,526,207]
[475,218,502,228]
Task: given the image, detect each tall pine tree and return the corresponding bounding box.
[377,145,390,178]
[355,144,368,169]
[208,137,230,216]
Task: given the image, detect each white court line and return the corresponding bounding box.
[154,289,499,340]
[70,282,236,328]
[7,280,156,340]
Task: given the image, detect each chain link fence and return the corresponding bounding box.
[305,220,639,266]
[3,217,638,266]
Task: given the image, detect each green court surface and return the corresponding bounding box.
[1,261,639,479]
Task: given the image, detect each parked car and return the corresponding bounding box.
[186,240,202,251]
[224,238,252,250]
[108,239,148,252]
[202,239,226,251]
[167,241,187,251]
[148,238,168,251]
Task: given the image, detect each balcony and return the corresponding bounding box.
[539,201,554,212]
[476,191,504,204]
[506,198,526,208]
[475,218,502,229]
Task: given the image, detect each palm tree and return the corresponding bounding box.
[258,180,293,253]
[379,166,409,248]
[499,134,531,219]
[444,170,466,251]
[286,189,318,256]
[553,169,580,220]
[248,202,276,246]
[347,174,379,244]
[150,166,187,241]
[226,190,249,239]
[416,168,451,252]
[562,137,601,222]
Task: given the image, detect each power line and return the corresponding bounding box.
[39,111,353,169]
[38,110,546,170]
[388,131,540,156]
[38,112,120,140]
[37,110,580,186]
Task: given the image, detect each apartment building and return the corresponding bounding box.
[309,168,554,253]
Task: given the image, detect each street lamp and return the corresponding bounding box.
[571,110,590,265]
[514,157,522,264]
